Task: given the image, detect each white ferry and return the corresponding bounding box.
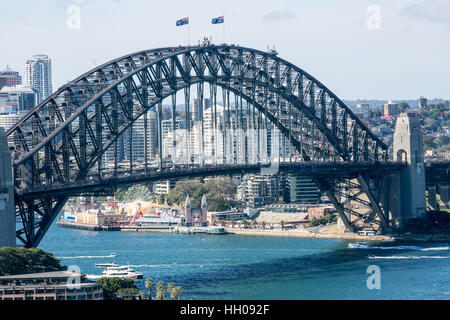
[95,262,119,268]
[86,265,143,280]
[101,265,143,279]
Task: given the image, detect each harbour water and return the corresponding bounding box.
[39,221,450,300]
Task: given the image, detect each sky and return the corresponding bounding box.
[1,0,449,100]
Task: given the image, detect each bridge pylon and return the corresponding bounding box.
[0,128,15,247]
[392,112,427,228]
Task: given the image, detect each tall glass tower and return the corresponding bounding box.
[25,54,53,104]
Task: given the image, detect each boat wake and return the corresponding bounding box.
[127,264,173,268]
[368,255,449,260]
[348,244,449,251]
[57,254,117,259]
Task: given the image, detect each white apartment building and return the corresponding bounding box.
[25,55,52,104]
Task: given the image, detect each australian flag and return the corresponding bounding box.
[212,16,224,24]
[176,17,189,26]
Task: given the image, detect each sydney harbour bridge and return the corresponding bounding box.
[3,43,449,248]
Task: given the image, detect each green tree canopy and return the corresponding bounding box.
[166,177,236,210]
[0,247,64,276]
[97,278,139,300]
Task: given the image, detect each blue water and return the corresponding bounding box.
[39,222,450,299]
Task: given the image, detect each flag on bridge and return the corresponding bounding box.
[176,17,189,26]
[212,16,224,24]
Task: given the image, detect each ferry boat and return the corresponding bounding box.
[95,262,119,268]
[101,265,143,279]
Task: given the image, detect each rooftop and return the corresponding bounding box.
[0,65,18,74]
[0,271,85,281]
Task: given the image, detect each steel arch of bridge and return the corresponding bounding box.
[7,44,390,247]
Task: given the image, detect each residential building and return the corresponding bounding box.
[240,174,279,208]
[153,180,176,196]
[0,113,22,131]
[419,96,427,109]
[383,101,399,116]
[354,102,369,118]
[285,175,320,204]
[25,55,52,104]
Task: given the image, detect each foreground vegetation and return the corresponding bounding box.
[0,247,64,276]
[309,214,337,227]
[163,177,236,211]
[98,277,183,300]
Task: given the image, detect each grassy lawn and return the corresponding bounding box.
[319,224,339,234]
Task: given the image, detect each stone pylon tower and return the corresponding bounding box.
[184,194,192,226]
[393,112,426,226]
[201,194,208,226]
[0,127,15,247]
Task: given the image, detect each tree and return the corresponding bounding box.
[97,278,139,300]
[207,194,231,212]
[155,281,166,300]
[167,282,175,298]
[116,288,146,300]
[280,220,285,230]
[145,278,154,300]
[171,286,183,300]
[0,247,64,276]
[261,221,266,229]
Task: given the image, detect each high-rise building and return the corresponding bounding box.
[240,174,279,208]
[0,65,22,90]
[419,96,427,109]
[285,175,320,204]
[25,55,53,104]
[122,111,158,162]
[383,101,399,117]
[0,85,37,114]
[354,102,370,118]
[102,111,157,167]
[192,98,210,121]
[0,113,21,131]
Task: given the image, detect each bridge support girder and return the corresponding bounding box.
[315,174,392,234]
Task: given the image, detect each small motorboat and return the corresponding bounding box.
[348,241,369,249]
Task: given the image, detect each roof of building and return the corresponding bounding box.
[0,271,85,281]
[0,85,35,93]
[0,65,18,74]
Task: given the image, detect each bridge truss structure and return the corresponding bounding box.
[7,44,395,247]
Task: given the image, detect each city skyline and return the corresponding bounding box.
[0,0,449,100]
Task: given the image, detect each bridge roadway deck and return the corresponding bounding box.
[18,161,407,199]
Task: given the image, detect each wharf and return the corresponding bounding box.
[57,221,120,231]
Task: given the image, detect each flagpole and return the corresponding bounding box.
[188,17,190,47]
[223,16,225,44]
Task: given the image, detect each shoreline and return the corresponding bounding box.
[225,228,393,241]
[225,228,450,242]
[57,221,450,243]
